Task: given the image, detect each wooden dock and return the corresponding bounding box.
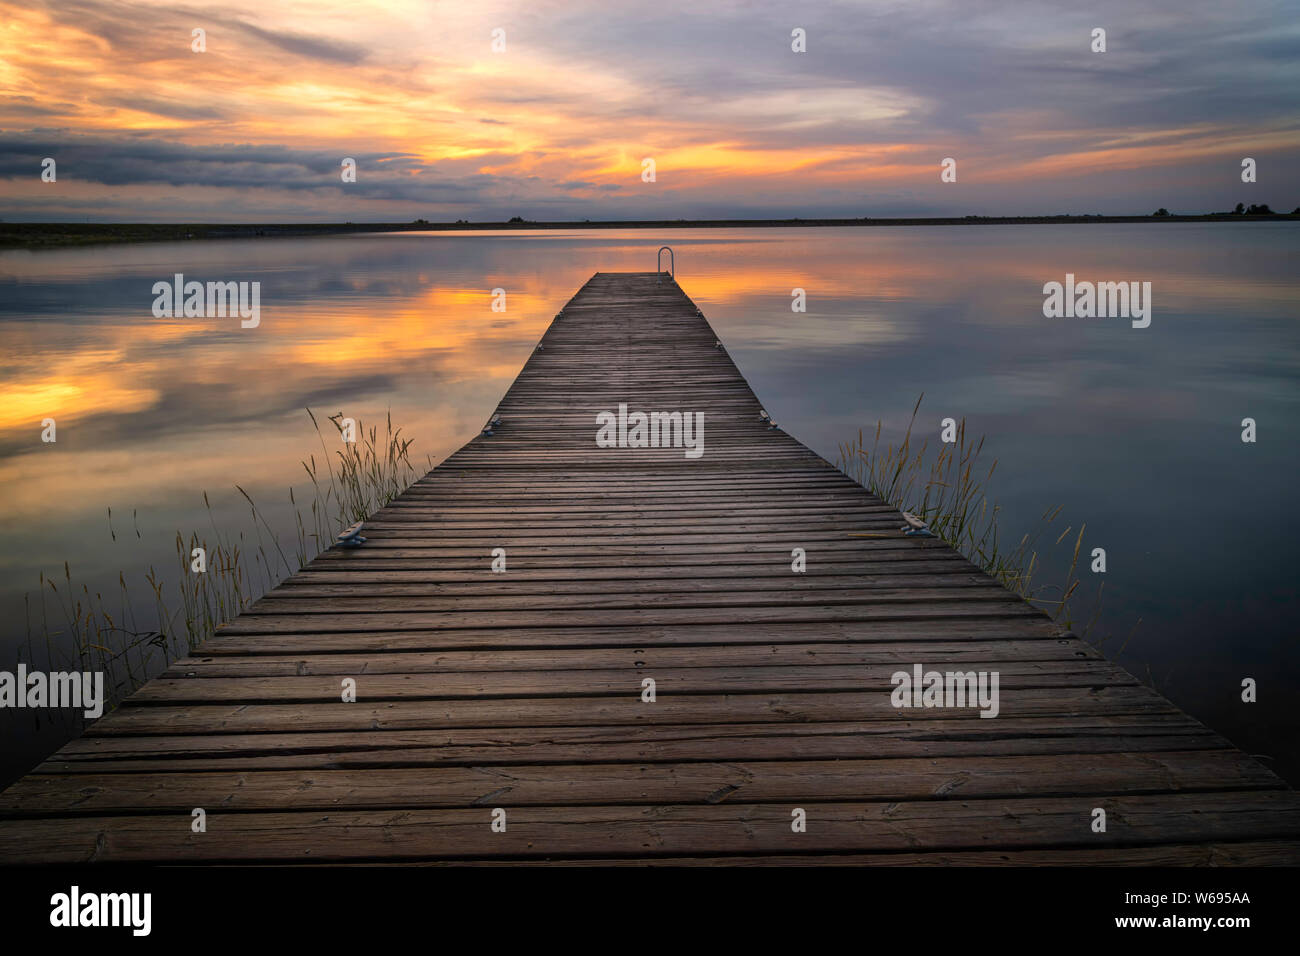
[2,271,1298,865]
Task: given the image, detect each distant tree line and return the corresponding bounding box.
[1153,203,1297,216]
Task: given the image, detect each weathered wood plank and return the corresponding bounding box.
[3,792,1299,863]
[197,618,1070,655]
[126,661,1138,705]
[162,640,1102,678]
[89,686,1184,736]
[397,843,1300,867]
[0,751,1279,815]
[34,714,1223,772]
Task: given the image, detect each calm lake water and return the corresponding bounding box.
[1,224,1297,787]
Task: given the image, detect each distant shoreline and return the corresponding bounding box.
[1,213,1296,249]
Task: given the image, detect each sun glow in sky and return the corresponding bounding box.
[2,0,1298,220]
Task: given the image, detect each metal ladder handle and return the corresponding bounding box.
[657,246,674,280]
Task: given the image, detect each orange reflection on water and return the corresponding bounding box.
[0,262,583,533]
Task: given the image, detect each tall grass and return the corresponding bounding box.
[837,394,1101,632]
[20,409,422,711]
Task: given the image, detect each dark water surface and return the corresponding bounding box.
[1,224,1296,786]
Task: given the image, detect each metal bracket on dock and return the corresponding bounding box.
[336,521,366,548]
[657,246,674,281]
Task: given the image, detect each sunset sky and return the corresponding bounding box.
[2,0,1298,221]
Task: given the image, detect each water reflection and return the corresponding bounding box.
[1,225,1297,785]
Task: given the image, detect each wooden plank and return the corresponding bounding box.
[0,751,1279,815]
[125,661,1139,705]
[244,585,1021,614]
[215,603,1047,636]
[197,618,1070,655]
[162,639,1104,677]
[87,686,1184,736]
[396,843,1300,867]
[35,715,1224,773]
[3,792,1299,864]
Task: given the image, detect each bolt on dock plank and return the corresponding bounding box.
[2,272,1297,865]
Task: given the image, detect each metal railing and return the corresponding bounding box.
[657,246,674,280]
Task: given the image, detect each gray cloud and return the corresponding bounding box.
[34,0,368,65]
[233,20,368,64]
